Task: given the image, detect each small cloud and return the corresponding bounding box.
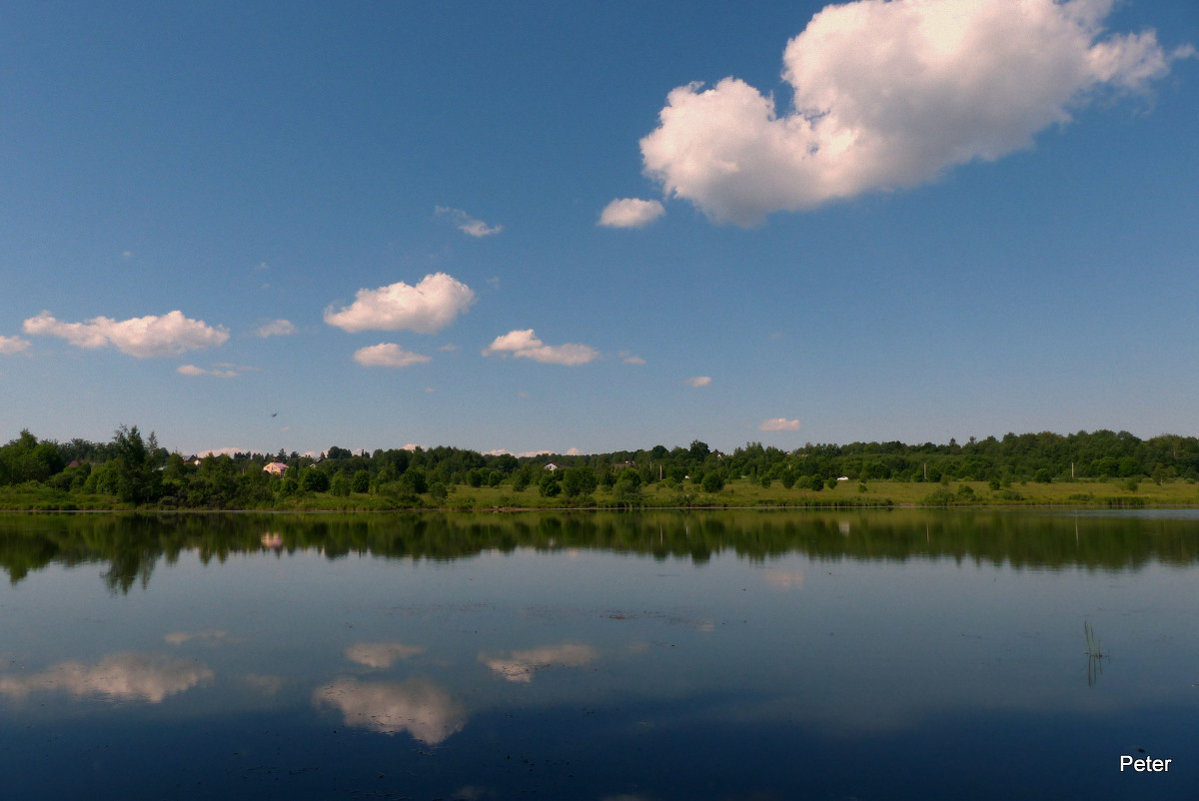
[23,310,228,358]
[438,343,459,352]
[483,329,599,366]
[353,343,432,369]
[345,642,426,669]
[435,206,503,237]
[598,198,665,228]
[480,643,598,683]
[177,364,239,378]
[759,417,800,432]
[0,335,30,355]
[197,447,244,458]
[164,630,228,646]
[685,376,712,388]
[618,349,646,365]
[763,568,805,589]
[325,273,475,334]
[256,319,297,338]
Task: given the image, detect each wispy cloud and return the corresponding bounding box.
[641,0,1192,225]
[256,319,297,338]
[598,198,665,228]
[482,329,598,366]
[480,643,598,683]
[352,343,432,368]
[177,364,240,378]
[164,630,229,645]
[435,205,503,237]
[324,273,475,334]
[685,375,711,388]
[760,417,800,432]
[0,335,30,355]
[618,350,646,365]
[23,310,228,358]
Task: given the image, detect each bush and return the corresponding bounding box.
[330,473,351,497]
[702,472,724,493]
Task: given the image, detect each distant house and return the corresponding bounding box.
[263,461,289,476]
[544,462,560,472]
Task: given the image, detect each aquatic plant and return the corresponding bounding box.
[1084,621,1103,658]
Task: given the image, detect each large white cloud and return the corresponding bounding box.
[598,198,665,228]
[640,0,1191,225]
[482,329,599,366]
[324,273,475,334]
[0,653,213,703]
[23,310,229,358]
[313,677,466,744]
[352,343,432,368]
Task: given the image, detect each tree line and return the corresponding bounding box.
[1,426,1197,509]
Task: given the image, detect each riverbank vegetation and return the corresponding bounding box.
[2,426,1199,510]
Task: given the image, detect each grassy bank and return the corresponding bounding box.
[2,476,1197,512]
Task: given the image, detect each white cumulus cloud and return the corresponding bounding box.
[482,329,599,366]
[598,198,665,228]
[760,417,800,432]
[640,0,1191,225]
[352,343,432,368]
[23,310,229,358]
[0,335,30,355]
[685,376,712,388]
[435,206,503,237]
[324,273,475,334]
[256,319,297,338]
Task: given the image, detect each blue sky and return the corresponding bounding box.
[1,0,1196,457]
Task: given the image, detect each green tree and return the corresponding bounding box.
[330,472,352,497]
[561,467,598,499]
[112,425,160,504]
[301,468,330,493]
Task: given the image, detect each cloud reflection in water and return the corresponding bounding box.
[480,643,598,683]
[313,677,466,744]
[344,641,425,669]
[0,652,213,703]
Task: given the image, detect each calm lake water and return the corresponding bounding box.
[2,509,1198,800]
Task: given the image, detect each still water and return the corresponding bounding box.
[2,510,1197,799]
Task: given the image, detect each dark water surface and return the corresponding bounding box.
[2,509,1198,799]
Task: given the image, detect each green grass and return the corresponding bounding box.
[3,476,1197,512]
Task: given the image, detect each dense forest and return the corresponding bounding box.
[1,425,1197,509]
